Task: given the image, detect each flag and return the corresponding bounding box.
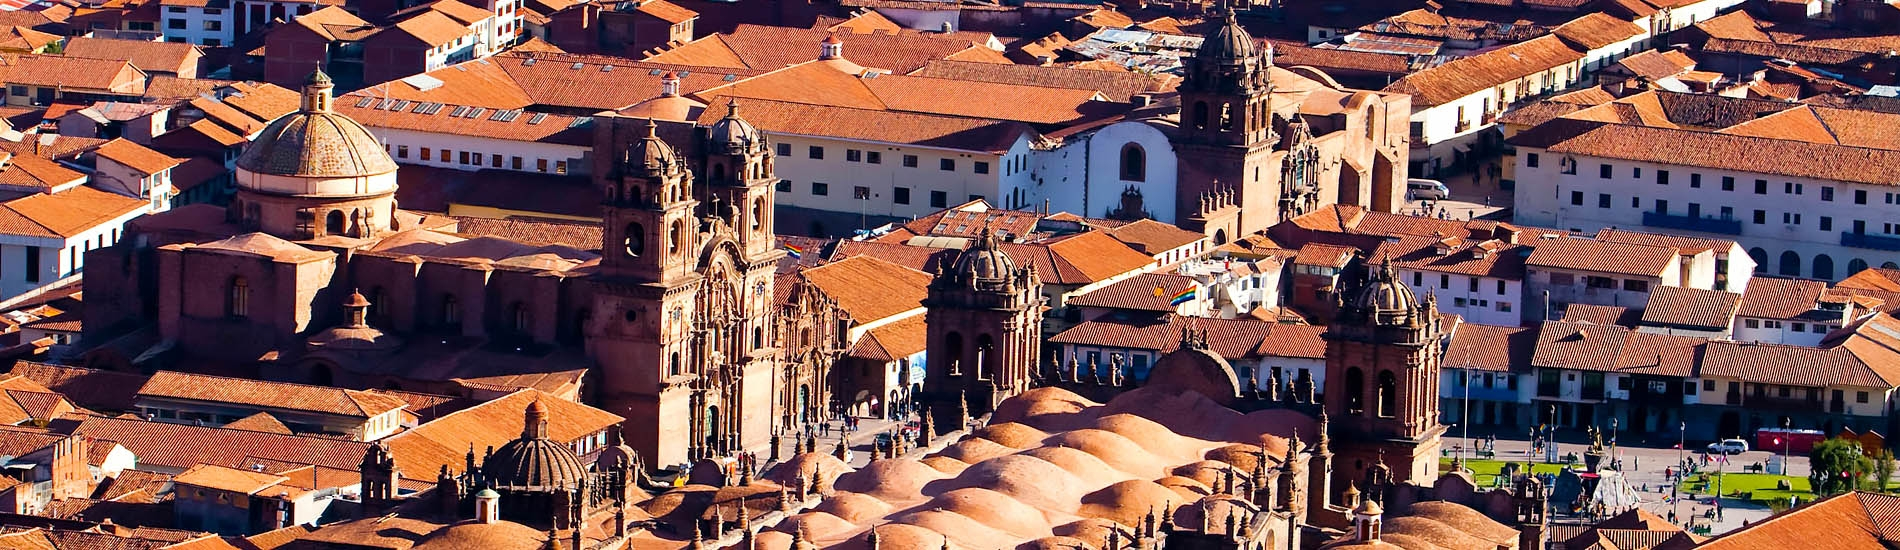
[1170,286,1197,306]
[782,244,804,259]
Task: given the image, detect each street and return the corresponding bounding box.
[1402,165,1513,222]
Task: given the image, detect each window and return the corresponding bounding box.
[1439,274,1450,289]
[440,149,450,162]
[776,143,791,156]
[1753,210,1766,224]
[808,146,823,159]
[7,86,21,96]
[1857,189,1869,204]
[1722,176,1735,191]
[1526,153,1539,168]
[1571,191,1584,206]
[1468,277,1479,292]
[775,180,790,192]
[167,18,185,29]
[491,154,501,168]
[1859,391,1870,403]
[1690,174,1701,188]
[852,186,870,200]
[846,149,861,162]
[903,154,919,168]
[203,20,220,31]
[930,190,947,208]
[420,147,431,160]
[1755,179,1768,194]
[554,161,567,175]
[1497,280,1507,295]
[227,277,249,318]
[1598,194,1610,208]
[1823,186,1835,201]
[459,151,470,165]
[1623,279,1648,292]
[536,159,547,172]
[1822,217,1833,231]
[1631,196,1640,208]
[940,158,955,171]
[811,182,828,196]
[1586,276,1616,289]
[1786,182,1803,195]
[1656,169,1669,185]
[1793,322,1807,333]
[396,145,408,159]
[867,151,882,164]
[1633,167,1641,178]
[1745,319,1760,329]
[511,156,522,170]
[1783,212,1801,225]
[1599,164,1613,178]
[1498,301,1512,312]
[894,187,911,204]
[22,246,37,282]
[974,161,989,174]
[1655,199,1668,215]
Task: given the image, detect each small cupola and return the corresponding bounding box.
[819,35,843,60]
[659,71,680,97]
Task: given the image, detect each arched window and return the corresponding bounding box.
[227,277,249,318]
[441,295,460,326]
[623,222,645,257]
[669,351,682,376]
[1814,254,1836,281]
[944,332,964,374]
[1885,262,1899,270]
[669,219,684,255]
[1377,370,1398,418]
[976,334,995,378]
[1219,102,1234,131]
[325,210,345,235]
[1192,101,1209,130]
[752,199,764,231]
[711,163,726,183]
[1748,248,1768,273]
[1851,258,1870,275]
[1779,250,1801,277]
[1344,367,1365,415]
[511,302,531,334]
[1120,143,1146,182]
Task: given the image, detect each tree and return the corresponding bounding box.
[1811,438,1875,495]
[1877,448,1896,492]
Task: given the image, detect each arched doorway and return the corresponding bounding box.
[1851,258,1870,275]
[1749,248,1768,273]
[1779,250,1801,277]
[1813,254,1835,280]
[325,210,345,236]
[797,385,810,425]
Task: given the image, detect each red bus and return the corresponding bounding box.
[1756,428,1827,454]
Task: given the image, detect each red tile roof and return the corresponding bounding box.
[1066,272,1195,312]
[90,138,180,176]
[1524,237,1675,277]
[798,255,930,322]
[1694,492,1900,550]
[1106,219,1203,256]
[1444,322,1536,372]
[1736,277,1827,319]
[1382,35,1583,106]
[383,389,620,480]
[1049,313,1277,360]
[66,416,370,471]
[1639,286,1742,330]
[645,24,1002,73]
[137,371,407,419]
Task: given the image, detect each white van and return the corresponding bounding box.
[1407,179,1450,200]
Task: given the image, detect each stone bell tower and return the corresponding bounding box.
[1322,257,1446,488]
[921,227,1042,433]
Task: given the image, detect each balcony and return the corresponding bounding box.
[1455,120,1473,134]
[1643,212,1744,235]
[1842,232,1900,251]
[1482,111,1499,124]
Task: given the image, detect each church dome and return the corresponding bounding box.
[483,400,590,490]
[1195,11,1257,63]
[236,70,398,181]
[1346,259,1420,325]
[411,519,547,550]
[952,227,1014,281]
[707,100,763,153]
[625,119,681,178]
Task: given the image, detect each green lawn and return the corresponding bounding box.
[1678,472,1815,506]
[1440,458,1574,487]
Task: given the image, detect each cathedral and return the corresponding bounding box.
[81,69,841,469]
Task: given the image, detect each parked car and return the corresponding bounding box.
[1407,179,1450,200]
[1706,439,1750,455]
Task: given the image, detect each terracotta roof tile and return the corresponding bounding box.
[645,24,1000,73]
[387,10,471,47]
[1042,230,1156,282]
[1701,340,1885,387]
[1523,236,1675,277]
[1561,303,1638,326]
[0,53,145,94]
[383,389,620,480]
[67,416,370,471]
[817,11,901,34]
[1383,35,1583,106]
[1840,268,1900,292]
[4,363,146,412]
[172,464,287,495]
[632,0,695,24]
[693,98,1031,153]
[849,314,926,362]
[1445,322,1536,372]
[91,138,179,176]
[1294,243,1357,268]
[1550,12,1645,51]
[220,412,292,435]
[1638,286,1741,330]
[1370,235,1527,279]
[798,255,930,322]
[908,59,1171,102]
[1106,219,1203,256]
[61,37,197,75]
[0,186,146,239]
[450,216,601,249]
[1695,492,1900,550]
[336,93,592,144]
[1735,277,1826,319]
[1532,320,1632,373]
[1254,323,1327,359]
[1066,272,1196,312]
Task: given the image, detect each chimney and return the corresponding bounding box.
[819,35,843,60]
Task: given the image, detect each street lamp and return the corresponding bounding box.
[1675,421,1685,523]
[1783,417,1792,478]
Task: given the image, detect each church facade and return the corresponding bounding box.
[82,70,841,469]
